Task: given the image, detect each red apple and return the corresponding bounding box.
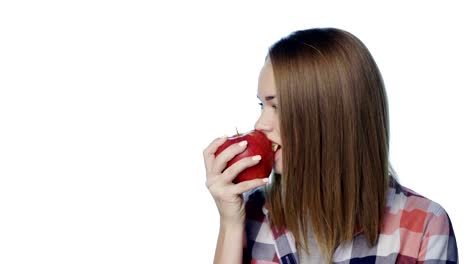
[214,129,275,184]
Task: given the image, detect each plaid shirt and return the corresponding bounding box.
[242,176,458,263]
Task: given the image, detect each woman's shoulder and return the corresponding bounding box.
[388,177,449,218]
[383,177,458,262]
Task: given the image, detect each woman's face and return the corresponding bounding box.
[255,58,283,174]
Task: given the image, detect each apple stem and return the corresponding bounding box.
[236,127,240,136]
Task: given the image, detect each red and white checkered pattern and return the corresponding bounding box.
[242,176,458,263]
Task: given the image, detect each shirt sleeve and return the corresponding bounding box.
[417,207,458,263]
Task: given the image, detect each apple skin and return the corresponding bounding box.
[214,129,274,184]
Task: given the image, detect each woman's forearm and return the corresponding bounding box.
[213,220,244,264]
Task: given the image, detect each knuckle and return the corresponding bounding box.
[229,143,242,152]
[225,161,242,173]
[243,157,256,166]
[203,147,211,156]
[215,151,226,160]
[231,159,251,173]
[222,167,234,179]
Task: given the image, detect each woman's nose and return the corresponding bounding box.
[254,116,271,132]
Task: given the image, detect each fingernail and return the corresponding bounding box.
[252,155,261,161]
[238,141,248,147]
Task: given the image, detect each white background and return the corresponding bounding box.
[0,0,466,263]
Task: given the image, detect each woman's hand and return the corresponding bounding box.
[203,136,268,225]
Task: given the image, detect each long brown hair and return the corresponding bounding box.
[266,28,391,261]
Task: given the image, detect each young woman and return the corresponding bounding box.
[203,28,458,263]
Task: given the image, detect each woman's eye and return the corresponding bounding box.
[258,103,277,111]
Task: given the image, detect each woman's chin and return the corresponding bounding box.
[273,161,282,174]
[273,151,282,174]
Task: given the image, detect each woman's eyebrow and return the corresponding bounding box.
[256,95,276,101]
